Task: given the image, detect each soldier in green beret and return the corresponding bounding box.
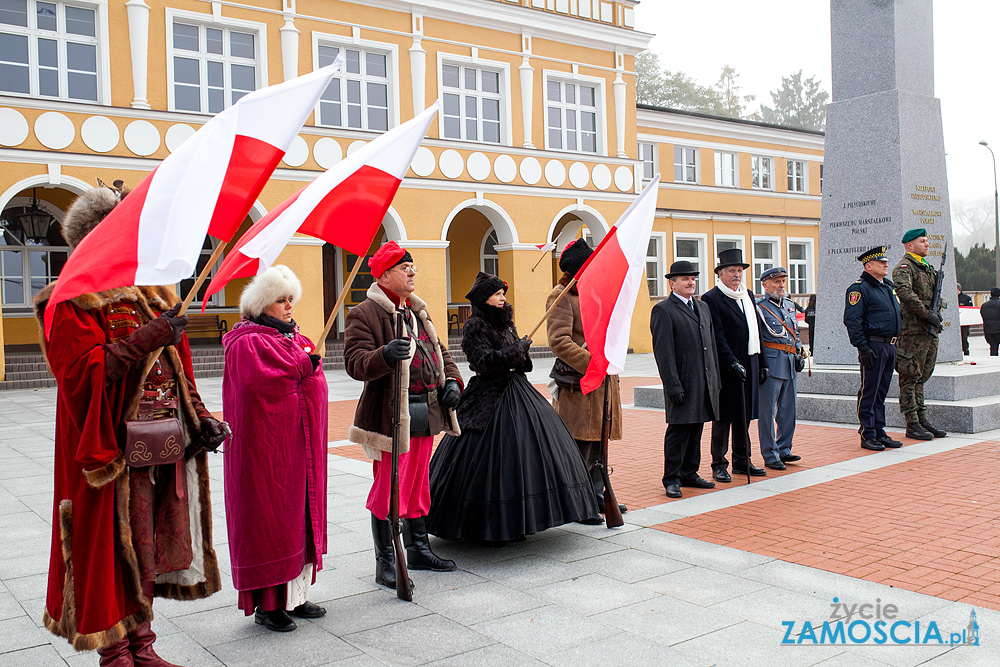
[892,228,947,440]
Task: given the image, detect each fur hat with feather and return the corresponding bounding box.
[240,265,303,319]
[61,179,130,249]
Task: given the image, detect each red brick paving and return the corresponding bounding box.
[654,439,1000,611]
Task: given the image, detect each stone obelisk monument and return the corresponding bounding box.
[814,0,960,364]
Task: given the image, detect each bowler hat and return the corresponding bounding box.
[715,248,749,273]
[666,260,700,279]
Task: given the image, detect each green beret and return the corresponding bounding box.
[901,228,927,243]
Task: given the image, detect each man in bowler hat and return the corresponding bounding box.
[701,248,769,481]
[651,261,721,498]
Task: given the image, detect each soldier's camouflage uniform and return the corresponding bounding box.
[892,252,944,423]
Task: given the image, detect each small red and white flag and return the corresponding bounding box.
[202,102,440,302]
[577,174,660,394]
[43,60,343,338]
[536,242,557,252]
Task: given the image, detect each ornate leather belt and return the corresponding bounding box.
[763,341,797,354]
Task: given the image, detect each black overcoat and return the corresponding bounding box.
[650,294,721,424]
[701,286,769,423]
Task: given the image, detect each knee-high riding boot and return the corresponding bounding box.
[96,636,132,667]
[129,622,182,667]
[403,516,457,571]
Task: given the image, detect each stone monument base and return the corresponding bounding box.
[632,362,1000,434]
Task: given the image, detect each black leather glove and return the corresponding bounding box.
[158,303,188,346]
[795,356,806,373]
[858,347,876,369]
[759,366,769,385]
[667,391,685,406]
[308,354,321,371]
[381,338,410,365]
[729,361,747,383]
[518,336,532,356]
[439,379,461,409]
[926,313,942,329]
[199,417,229,451]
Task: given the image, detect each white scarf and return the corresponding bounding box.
[716,281,761,355]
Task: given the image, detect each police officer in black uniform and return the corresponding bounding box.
[843,246,903,451]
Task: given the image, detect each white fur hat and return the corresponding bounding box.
[240,265,303,319]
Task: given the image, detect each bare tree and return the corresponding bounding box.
[952,196,996,252]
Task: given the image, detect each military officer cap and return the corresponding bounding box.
[857,246,889,263]
[901,228,927,243]
[759,266,788,281]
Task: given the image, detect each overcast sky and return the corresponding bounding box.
[634,1,1000,209]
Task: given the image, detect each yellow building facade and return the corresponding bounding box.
[0,0,821,380]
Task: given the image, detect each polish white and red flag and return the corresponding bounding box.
[42,59,344,339]
[202,102,440,303]
[577,174,660,394]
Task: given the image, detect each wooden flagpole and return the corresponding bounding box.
[526,276,577,340]
[314,257,363,357]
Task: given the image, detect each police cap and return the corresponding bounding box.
[857,246,889,263]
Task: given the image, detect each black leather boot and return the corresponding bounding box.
[905,421,934,441]
[919,417,947,438]
[403,516,457,571]
[371,514,398,588]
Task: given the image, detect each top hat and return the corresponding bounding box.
[715,248,749,273]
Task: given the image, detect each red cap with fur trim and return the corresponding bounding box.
[368,241,411,278]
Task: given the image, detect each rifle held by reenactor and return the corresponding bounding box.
[390,308,413,601]
[599,376,624,528]
[928,241,948,336]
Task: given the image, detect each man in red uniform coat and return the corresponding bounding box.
[34,182,227,666]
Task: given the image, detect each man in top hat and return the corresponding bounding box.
[843,245,903,450]
[651,261,721,498]
[344,241,464,590]
[755,266,804,469]
[892,229,948,440]
[701,248,769,482]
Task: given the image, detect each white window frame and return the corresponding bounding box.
[312,31,400,133]
[0,0,110,103]
[542,69,607,156]
[673,232,708,295]
[819,163,824,193]
[787,158,807,193]
[751,155,774,190]
[714,150,738,188]
[437,52,512,146]
[645,231,666,297]
[0,195,68,308]
[481,228,499,276]
[751,236,781,294]
[713,234,745,262]
[165,8,268,115]
[673,146,699,184]
[787,237,813,295]
[639,141,657,184]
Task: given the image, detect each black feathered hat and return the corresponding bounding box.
[465,271,507,306]
[559,238,593,277]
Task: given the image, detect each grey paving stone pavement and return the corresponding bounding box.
[1,353,999,665]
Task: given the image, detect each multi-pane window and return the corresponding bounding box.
[639,142,656,184]
[177,236,223,307]
[752,156,773,190]
[171,21,258,113]
[788,242,809,294]
[442,63,502,143]
[715,237,741,257]
[317,45,389,131]
[0,0,99,101]
[753,240,776,293]
[481,229,499,276]
[787,159,806,192]
[674,237,702,293]
[645,235,664,297]
[546,79,598,153]
[819,164,824,193]
[0,206,68,307]
[715,151,737,187]
[674,147,698,183]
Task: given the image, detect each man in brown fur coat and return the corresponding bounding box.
[344,241,463,590]
[35,182,226,666]
[546,238,626,517]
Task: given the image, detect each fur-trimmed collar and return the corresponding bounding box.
[556,271,578,294]
[365,282,427,315]
[33,283,178,319]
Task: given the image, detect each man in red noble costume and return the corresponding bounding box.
[33,182,227,666]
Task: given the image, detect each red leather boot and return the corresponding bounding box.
[96,636,133,666]
[128,622,182,667]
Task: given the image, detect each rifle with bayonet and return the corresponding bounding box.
[928,242,948,336]
[390,308,413,601]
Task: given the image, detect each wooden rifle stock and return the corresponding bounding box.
[390,308,413,601]
[599,375,624,528]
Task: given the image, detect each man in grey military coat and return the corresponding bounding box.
[651,261,722,499]
[755,266,804,470]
